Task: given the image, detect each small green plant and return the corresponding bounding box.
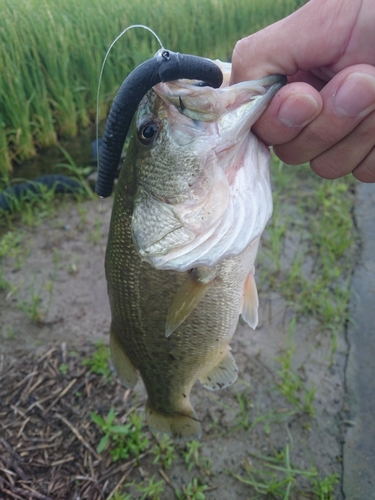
[110,493,133,500]
[90,408,149,462]
[0,230,25,258]
[274,316,316,415]
[82,340,112,379]
[17,262,57,323]
[312,473,339,500]
[176,478,209,500]
[54,147,95,200]
[181,441,202,472]
[234,444,318,499]
[181,441,211,474]
[3,325,15,339]
[87,217,103,244]
[275,344,316,415]
[151,435,176,469]
[59,363,68,375]
[133,475,165,500]
[233,388,253,430]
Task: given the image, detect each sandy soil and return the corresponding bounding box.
[0,196,347,499]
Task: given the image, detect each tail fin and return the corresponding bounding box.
[146,402,202,440]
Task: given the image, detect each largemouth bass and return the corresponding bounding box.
[105,61,284,439]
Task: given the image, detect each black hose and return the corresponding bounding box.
[0,175,86,211]
[97,50,223,198]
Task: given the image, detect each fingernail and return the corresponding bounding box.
[333,73,375,117]
[278,94,320,128]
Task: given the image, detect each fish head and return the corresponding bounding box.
[130,61,285,271]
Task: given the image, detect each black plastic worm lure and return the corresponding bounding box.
[96,49,223,198]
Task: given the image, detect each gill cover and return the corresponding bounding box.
[96,49,223,197]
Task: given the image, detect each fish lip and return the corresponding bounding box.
[213,74,287,143]
[156,73,287,125]
[242,74,287,89]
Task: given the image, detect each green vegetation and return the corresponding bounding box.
[151,436,177,469]
[275,316,316,415]
[175,477,210,500]
[82,340,112,379]
[0,0,305,176]
[259,158,356,358]
[234,444,338,500]
[90,407,150,462]
[17,262,57,323]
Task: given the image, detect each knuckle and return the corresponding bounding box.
[353,149,375,182]
[310,154,343,179]
[273,144,310,165]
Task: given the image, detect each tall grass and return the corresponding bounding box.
[0,0,304,178]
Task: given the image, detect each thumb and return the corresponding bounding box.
[230,0,356,84]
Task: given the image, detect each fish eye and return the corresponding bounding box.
[138,121,159,145]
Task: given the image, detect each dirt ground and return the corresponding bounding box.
[0,195,349,499]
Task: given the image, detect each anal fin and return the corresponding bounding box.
[241,269,259,329]
[199,349,238,390]
[165,268,215,337]
[110,329,139,388]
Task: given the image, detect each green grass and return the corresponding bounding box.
[0,0,305,176]
[82,340,112,379]
[233,443,338,500]
[90,407,150,462]
[259,157,356,357]
[17,262,57,323]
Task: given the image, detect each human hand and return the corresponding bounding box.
[230,0,375,182]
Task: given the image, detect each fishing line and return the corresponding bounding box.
[95,25,164,178]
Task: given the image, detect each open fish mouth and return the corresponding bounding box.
[153,71,285,148]
[132,65,285,272]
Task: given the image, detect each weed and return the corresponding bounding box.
[151,435,176,469]
[234,444,317,499]
[82,340,112,379]
[0,229,29,283]
[181,441,211,475]
[231,381,254,430]
[54,147,94,200]
[312,473,339,500]
[275,346,316,415]
[110,493,133,500]
[77,205,88,224]
[275,318,316,415]
[59,363,68,375]
[90,408,149,462]
[4,325,15,339]
[17,262,57,323]
[0,267,11,291]
[0,230,25,259]
[87,217,103,244]
[176,477,209,500]
[133,475,165,500]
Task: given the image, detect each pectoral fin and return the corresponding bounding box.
[110,329,139,388]
[241,269,259,329]
[165,268,215,337]
[199,349,238,390]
